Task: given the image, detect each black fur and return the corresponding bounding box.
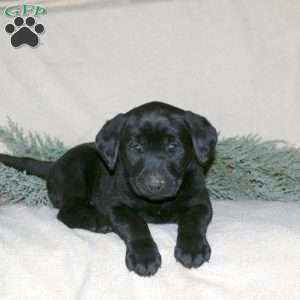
[0,102,218,276]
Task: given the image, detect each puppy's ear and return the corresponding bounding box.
[184,111,218,165]
[95,113,125,171]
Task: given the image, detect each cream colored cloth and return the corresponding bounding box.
[1,2,300,299]
[0,0,299,148]
[0,200,299,300]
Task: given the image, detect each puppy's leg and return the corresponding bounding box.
[175,201,212,268]
[57,198,112,233]
[109,206,161,276]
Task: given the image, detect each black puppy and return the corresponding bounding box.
[0,102,217,276]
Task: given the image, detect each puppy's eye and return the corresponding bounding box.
[167,143,178,153]
[129,143,144,153]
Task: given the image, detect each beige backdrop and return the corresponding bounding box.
[0,0,299,148]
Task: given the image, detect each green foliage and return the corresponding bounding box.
[207,136,300,202]
[0,119,299,206]
[0,118,66,206]
[0,118,66,160]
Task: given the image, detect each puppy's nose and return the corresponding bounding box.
[147,176,165,193]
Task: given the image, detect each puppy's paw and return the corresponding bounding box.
[94,215,112,234]
[126,240,161,276]
[57,208,98,231]
[57,207,112,233]
[175,235,211,268]
[95,221,112,234]
[78,214,112,233]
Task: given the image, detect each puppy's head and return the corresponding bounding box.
[96,102,217,201]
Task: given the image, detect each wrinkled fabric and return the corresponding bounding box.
[0,200,299,300]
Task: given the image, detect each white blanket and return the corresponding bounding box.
[1,200,299,300]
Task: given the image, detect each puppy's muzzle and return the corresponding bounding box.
[131,171,180,201]
[145,175,165,193]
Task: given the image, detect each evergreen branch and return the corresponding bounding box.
[0,119,299,206]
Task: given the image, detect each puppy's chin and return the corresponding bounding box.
[136,190,177,203]
[141,193,175,202]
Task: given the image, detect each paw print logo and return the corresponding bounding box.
[5,17,44,48]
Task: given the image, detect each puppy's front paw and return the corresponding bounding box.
[175,235,211,268]
[126,240,161,276]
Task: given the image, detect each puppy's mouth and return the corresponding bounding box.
[129,177,182,202]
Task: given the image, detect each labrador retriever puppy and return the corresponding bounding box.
[0,101,217,276]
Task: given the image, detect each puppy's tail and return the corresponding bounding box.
[0,154,53,180]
